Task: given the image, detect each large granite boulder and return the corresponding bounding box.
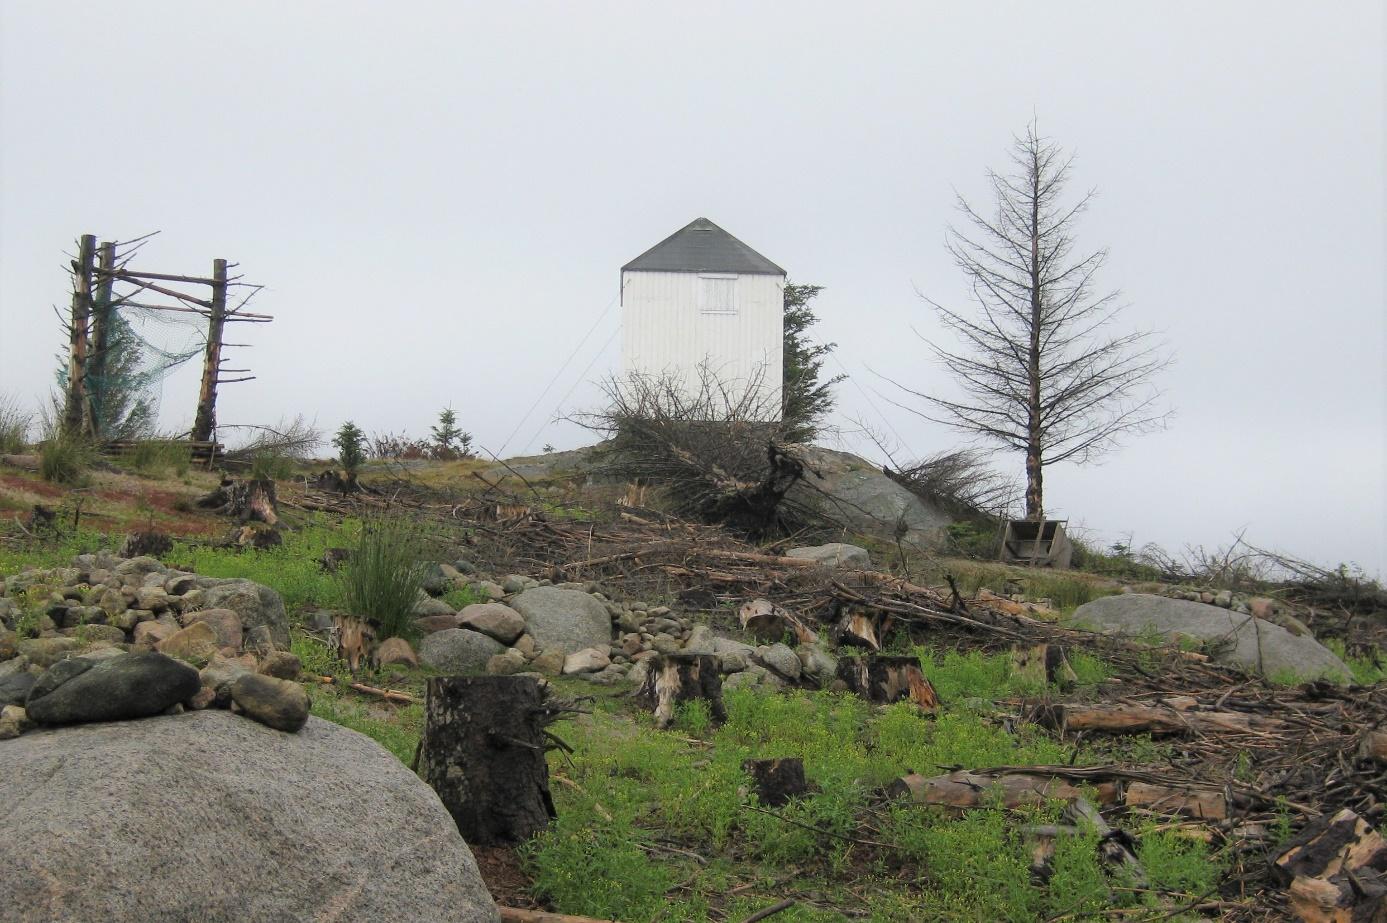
[195,580,290,649]
[418,628,507,674]
[509,586,611,655]
[25,651,200,725]
[1072,594,1352,683]
[0,711,498,922]
[788,446,950,550]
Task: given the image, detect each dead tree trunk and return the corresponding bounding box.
[191,258,227,443]
[1011,643,1078,689]
[87,241,116,438]
[63,234,97,436]
[633,653,727,730]
[836,656,938,709]
[418,676,557,846]
[1035,702,1287,737]
[887,770,1121,809]
[742,758,813,807]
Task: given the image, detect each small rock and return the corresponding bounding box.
[530,649,566,676]
[415,614,462,634]
[511,634,537,658]
[419,563,452,597]
[414,594,455,618]
[501,575,528,595]
[182,608,244,650]
[230,673,310,733]
[682,625,715,655]
[717,650,750,674]
[563,647,611,675]
[797,645,838,686]
[1214,590,1233,609]
[185,686,217,710]
[451,558,477,575]
[258,651,302,681]
[486,649,528,676]
[135,587,171,611]
[97,587,127,616]
[418,629,506,674]
[200,654,254,705]
[70,624,126,644]
[785,543,871,568]
[17,637,79,668]
[373,637,418,668]
[0,671,37,707]
[132,617,178,648]
[1247,597,1277,620]
[0,704,32,739]
[457,603,526,645]
[723,671,763,691]
[757,643,802,681]
[244,624,276,656]
[156,621,220,663]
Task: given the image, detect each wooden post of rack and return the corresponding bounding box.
[192,258,228,443]
[63,234,97,436]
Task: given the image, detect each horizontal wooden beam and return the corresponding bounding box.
[98,268,219,286]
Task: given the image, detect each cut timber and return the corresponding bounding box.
[632,653,727,731]
[1276,808,1387,883]
[833,603,893,651]
[1011,643,1078,690]
[742,758,813,807]
[836,656,938,709]
[1287,873,1387,923]
[1358,729,1387,766]
[196,477,280,526]
[886,770,1120,809]
[1124,782,1228,820]
[418,676,557,846]
[1036,702,1288,737]
[738,598,818,645]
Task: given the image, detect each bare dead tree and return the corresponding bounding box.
[894,124,1171,520]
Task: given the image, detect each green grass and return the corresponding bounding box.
[39,435,93,484]
[127,439,191,478]
[308,686,424,764]
[340,515,427,640]
[1322,637,1387,685]
[922,560,1123,614]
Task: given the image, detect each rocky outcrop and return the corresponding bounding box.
[1072,594,1352,683]
[790,446,951,550]
[419,628,507,674]
[0,711,498,923]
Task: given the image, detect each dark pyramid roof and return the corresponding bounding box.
[622,218,785,275]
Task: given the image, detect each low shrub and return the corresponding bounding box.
[39,434,93,484]
[0,394,31,453]
[129,438,191,477]
[339,515,426,641]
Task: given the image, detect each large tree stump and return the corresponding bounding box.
[836,656,938,709]
[739,598,819,645]
[742,758,813,806]
[196,477,279,526]
[418,676,557,846]
[1011,643,1078,690]
[833,603,893,651]
[633,653,727,730]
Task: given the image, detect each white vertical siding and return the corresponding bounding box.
[621,270,784,419]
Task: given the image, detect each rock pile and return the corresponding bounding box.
[0,553,308,739]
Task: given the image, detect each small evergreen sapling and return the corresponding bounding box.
[333,421,367,484]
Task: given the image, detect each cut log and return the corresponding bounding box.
[498,909,619,923]
[1011,643,1078,690]
[1275,808,1387,883]
[886,770,1120,809]
[739,599,818,645]
[418,676,557,846]
[742,758,813,807]
[1123,782,1228,820]
[836,656,938,709]
[833,603,893,651]
[1286,872,1387,923]
[632,653,727,730]
[1036,702,1288,737]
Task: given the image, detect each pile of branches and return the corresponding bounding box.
[575,370,824,538]
[885,447,1018,521]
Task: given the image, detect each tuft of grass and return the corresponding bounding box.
[340,515,426,641]
[39,434,93,484]
[129,438,191,477]
[0,394,32,453]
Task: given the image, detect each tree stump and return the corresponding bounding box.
[836,656,938,709]
[833,603,893,651]
[418,676,557,846]
[742,758,813,806]
[1011,643,1078,690]
[633,653,727,730]
[197,477,280,526]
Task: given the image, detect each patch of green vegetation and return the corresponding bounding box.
[0,393,31,453]
[171,516,356,614]
[128,439,191,478]
[39,435,93,484]
[922,559,1122,615]
[308,687,423,764]
[1322,637,1387,686]
[442,584,486,610]
[290,629,347,679]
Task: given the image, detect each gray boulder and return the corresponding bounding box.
[0,711,498,923]
[786,542,872,568]
[25,652,200,725]
[788,446,950,550]
[419,629,506,674]
[0,671,36,707]
[757,643,802,681]
[1072,594,1352,683]
[230,673,309,733]
[197,580,289,649]
[509,586,611,655]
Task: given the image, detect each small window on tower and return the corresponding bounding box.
[699,273,738,314]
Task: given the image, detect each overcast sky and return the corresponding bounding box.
[1,2,1383,575]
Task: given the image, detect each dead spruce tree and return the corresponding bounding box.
[900,124,1170,520]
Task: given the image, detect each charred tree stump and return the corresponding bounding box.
[418,676,557,846]
[197,477,280,526]
[833,603,893,651]
[119,530,174,558]
[739,598,818,645]
[1011,643,1078,690]
[742,758,814,807]
[633,653,727,730]
[836,656,938,709]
